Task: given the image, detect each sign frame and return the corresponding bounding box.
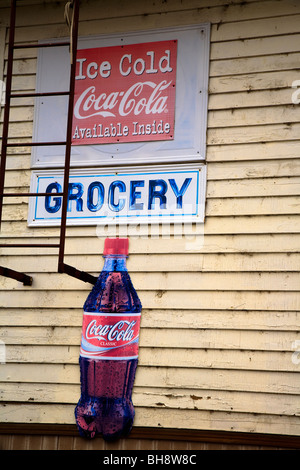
[27,164,207,227]
[31,24,210,168]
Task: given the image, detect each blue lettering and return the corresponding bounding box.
[168,177,192,208]
[129,180,144,210]
[87,181,104,212]
[108,180,126,212]
[45,182,62,213]
[43,174,194,217]
[67,182,84,212]
[148,179,167,210]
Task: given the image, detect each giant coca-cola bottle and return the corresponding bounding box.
[75,237,142,440]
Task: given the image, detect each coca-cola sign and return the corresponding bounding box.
[72,40,177,145]
[32,25,210,168]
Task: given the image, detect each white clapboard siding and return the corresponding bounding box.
[2,344,299,370]
[1,327,299,356]
[1,363,299,395]
[1,288,299,313]
[0,385,300,425]
[2,233,300,254]
[0,0,300,438]
[1,252,300,274]
[1,402,299,436]
[1,214,300,236]
[0,383,299,417]
[0,309,299,332]
[3,159,300,188]
[210,52,300,77]
[1,271,300,292]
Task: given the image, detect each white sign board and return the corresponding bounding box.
[31,24,210,168]
[28,165,206,226]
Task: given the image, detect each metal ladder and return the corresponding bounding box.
[0,0,97,286]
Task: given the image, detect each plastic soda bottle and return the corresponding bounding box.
[75,237,142,440]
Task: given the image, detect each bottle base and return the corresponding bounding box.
[75,397,135,441]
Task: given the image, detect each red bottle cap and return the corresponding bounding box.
[103,237,129,255]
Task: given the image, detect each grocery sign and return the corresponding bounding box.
[73,40,177,145]
[28,165,206,226]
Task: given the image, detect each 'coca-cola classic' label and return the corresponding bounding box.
[72,40,177,145]
[80,312,141,360]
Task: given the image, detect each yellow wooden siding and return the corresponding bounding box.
[0,0,299,437]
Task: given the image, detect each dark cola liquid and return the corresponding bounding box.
[75,257,142,440]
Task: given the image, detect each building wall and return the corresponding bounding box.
[0,0,300,441]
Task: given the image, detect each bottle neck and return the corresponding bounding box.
[102,254,128,272]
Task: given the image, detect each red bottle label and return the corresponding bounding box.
[80,312,141,360]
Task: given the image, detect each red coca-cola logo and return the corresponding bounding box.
[72,40,177,145]
[80,312,141,360]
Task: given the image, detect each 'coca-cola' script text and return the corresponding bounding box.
[80,312,141,360]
